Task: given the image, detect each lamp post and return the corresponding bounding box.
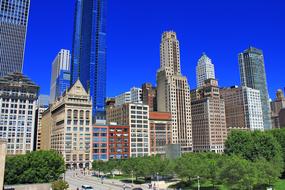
[197,176,200,190]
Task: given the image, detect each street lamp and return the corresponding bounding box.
[131,170,134,186]
[197,176,200,190]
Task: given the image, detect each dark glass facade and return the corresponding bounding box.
[0,0,30,77]
[56,70,71,100]
[71,0,107,120]
[239,47,272,130]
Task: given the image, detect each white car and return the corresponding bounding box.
[81,185,94,190]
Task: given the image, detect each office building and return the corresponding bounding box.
[35,95,50,150]
[50,49,71,103]
[196,53,216,88]
[157,31,192,152]
[0,73,39,155]
[115,87,142,106]
[0,0,30,77]
[149,112,172,155]
[93,125,108,161]
[271,89,285,128]
[239,47,271,130]
[107,103,150,157]
[41,80,93,168]
[191,79,227,153]
[142,83,157,112]
[108,125,130,160]
[0,139,6,190]
[220,86,264,131]
[71,0,107,120]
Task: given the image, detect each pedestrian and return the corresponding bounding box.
[123,183,126,190]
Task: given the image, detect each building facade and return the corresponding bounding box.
[93,125,108,161]
[149,112,172,155]
[157,31,192,152]
[71,0,107,120]
[220,86,264,131]
[196,53,216,88]
[270,89,285,128]
[50,49,71,103]
[35,95,50,150]
[0,0,30,77]
[239,47,271,130]
[108,125,130,160]
[0,73,39,155]
[42,80,93,168]
[115,87,142,106]
[191,79,227,153]
[107,103,150,157]
[142,83,157,112]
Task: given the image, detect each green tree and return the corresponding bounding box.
[4,150,65,185]
[51,180,69,190]
[219,155,258,190]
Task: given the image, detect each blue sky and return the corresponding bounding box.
[23,0,285,99]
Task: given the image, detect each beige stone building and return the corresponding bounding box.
[191,79,227,153]
[156,31,192,152]
[41,107,52,150]
[0,139,7,190]
[41,80,92,168]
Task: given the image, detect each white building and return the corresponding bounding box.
[196,53,216,88]
[157,31,192,152]
[106,103,150,157]
[115,87,142,106]
[50,49,71,103]
[243,87,264,131]
[0,73,39,155]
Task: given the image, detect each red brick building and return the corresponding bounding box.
[108,125,130,160]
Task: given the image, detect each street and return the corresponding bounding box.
[65,170,149,190]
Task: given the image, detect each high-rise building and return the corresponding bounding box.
[149,112,172,155]
[239,47,271,130]
[115,87,142,106]
[50,49,71,103]
[191,79,227,153]
[0,73,39,155]
[106,103,150,157]
[157,31,192,152]
[35,95,50,150]
[0,0,30,77]
[270,89,285,128]
[41,80,93,169]
[142,83,157,112]
[220,86,264,131]
[196,53,216,88]
[71,0,107,120]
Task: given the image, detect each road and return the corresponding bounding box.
[65,170,149,190]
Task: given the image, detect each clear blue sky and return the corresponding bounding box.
[23,0,285,99]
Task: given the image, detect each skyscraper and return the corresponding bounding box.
[239,47,272,130]
[157,31,192,152]
[0,0,30,77]
[191,79,227,153]
[71,0,107,120]
[196,53,216,88]
[50,49,71,103]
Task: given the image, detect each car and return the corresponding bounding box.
[132,188,143,190]
[82,185,94,190]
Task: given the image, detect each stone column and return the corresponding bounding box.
[0,139,7,190]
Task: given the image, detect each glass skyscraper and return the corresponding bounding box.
[239,47,272,130]
[50,49,71,103]
[0,0,30,77]
[71,0,107,120]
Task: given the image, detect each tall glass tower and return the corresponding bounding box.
[0,0,30,77]
[71,0,107,120]
[239,47,272,130]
